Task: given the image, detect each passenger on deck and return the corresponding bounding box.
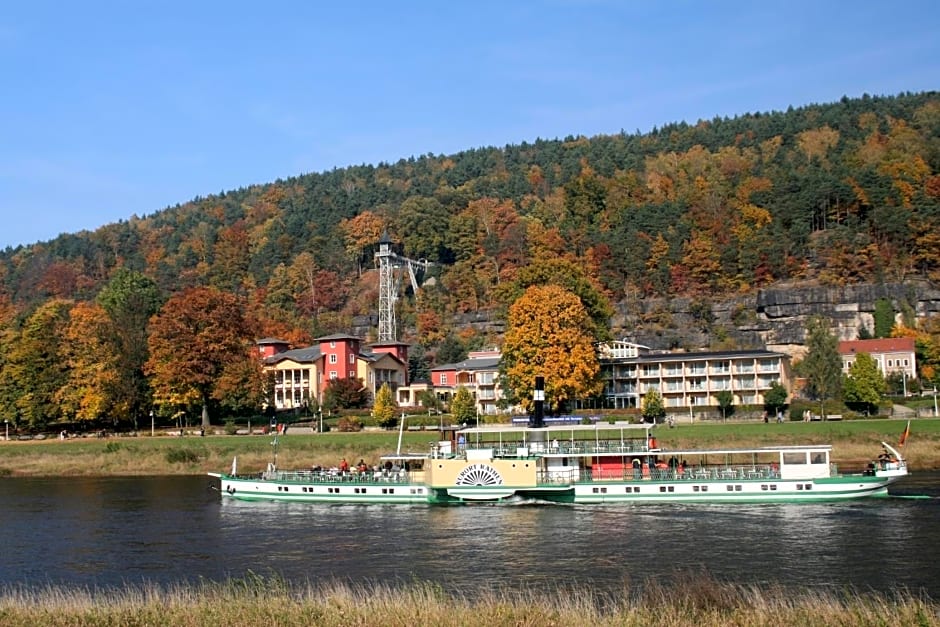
[357,459,368,473]
[878,448,891,469]
[339,458,350,474]
[632,458,641,479]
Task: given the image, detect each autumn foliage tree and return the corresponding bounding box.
[213,354,270,416]
[0,298,20,425]
[146,287,256,428]
[372,382,398,429]
[0,300,72,428]
[339,210,386,275]
[56,302,116,423]
[449,386,477,425]
[497,256,614,341]
[501,284,603,412]
[322,377,370,411]
[641,389,666,424]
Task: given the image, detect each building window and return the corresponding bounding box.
[441,374,448,385]
[330,341,336,348]
[349,353,355,364]
[329,354,337,364]
[330,371,338,379]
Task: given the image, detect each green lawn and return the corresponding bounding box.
[1,419,936,476]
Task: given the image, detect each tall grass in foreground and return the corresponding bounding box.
[0,573,936,627]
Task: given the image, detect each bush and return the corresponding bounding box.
[165,447,203,464]
[335,416,363,432]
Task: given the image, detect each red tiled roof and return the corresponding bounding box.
[838,337,916,354]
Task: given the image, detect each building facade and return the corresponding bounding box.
[597,342,791,411]
[260,334,408,411]
[838,337,917,379]
[263,334,793,417]
[397,350,503,416]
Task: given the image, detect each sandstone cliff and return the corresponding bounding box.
[613,280,940,359]
[352,281,940,362]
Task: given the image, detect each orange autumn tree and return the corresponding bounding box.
[339,210,386,275]
[501,284,603,412]
[146,287,257,428]
[55,301,116,423]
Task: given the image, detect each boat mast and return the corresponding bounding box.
[396,411,405,455]
[271,430,279,470]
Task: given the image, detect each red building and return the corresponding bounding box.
[260,334,408,410]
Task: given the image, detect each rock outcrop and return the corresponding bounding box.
[612,280,940,359]
[355,280,940,361]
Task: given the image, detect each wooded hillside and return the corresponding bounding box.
[1,91,938,354]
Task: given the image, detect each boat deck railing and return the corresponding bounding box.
[537,464,781,485]
[246,469,414,485]
[479,438,650,457]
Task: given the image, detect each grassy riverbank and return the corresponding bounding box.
[0,419,938,477]
[0,574,936,627]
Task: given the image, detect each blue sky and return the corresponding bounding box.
[1,1,937,249]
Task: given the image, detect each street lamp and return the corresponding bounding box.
[4,419,7,441]
[933,386,938,418]
[150,410,155,437]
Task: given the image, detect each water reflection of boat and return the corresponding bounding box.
[209,422,908,504]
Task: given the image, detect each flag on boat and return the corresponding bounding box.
[898,421,911,447]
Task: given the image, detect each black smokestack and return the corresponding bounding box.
[531,375,545,428]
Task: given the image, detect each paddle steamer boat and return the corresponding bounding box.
[210,421,908,504]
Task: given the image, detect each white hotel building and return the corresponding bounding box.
[597,340,791,410]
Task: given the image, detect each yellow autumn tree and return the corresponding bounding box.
[645,233,671,295]
[338,210,386,274]
[680,232,722,294]
[501,284,603,412]
[372,382,398,429]
[56,302,117,422]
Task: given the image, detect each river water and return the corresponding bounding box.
[1,473,938,597]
